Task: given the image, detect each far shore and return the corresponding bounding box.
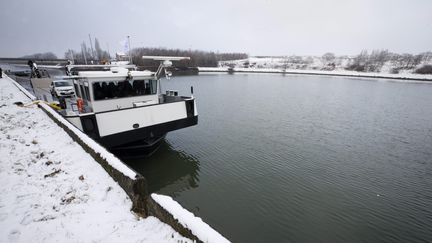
[197,67,432,82]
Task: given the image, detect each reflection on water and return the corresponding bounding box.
[125,141,200,195]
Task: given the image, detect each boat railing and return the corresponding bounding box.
[160,94,193,104]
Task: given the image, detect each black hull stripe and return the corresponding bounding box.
[97,116,198,148]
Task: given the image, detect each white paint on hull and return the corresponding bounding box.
[96,101,188,137]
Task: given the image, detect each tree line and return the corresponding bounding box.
[239,50,432,74]
[21,45,248,68]
[131,47,248,68]
[20,47,432,74]
[21,52,58,60]
[344,50,432,73]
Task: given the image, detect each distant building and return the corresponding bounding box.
[115,52,130,62]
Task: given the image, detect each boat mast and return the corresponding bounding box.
[88,34,95,63]
[128,36,132,64]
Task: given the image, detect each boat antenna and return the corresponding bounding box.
[106,42,111,61]
[142,56,190,80]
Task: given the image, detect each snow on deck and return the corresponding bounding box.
[0,75,192,242]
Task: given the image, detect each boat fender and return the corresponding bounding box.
[48,102,62,110]
[77,98,84,112]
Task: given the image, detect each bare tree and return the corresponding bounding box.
[322,52,336,63]
[94,38,110,62]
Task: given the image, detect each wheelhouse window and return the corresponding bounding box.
[74,79,91,101]
[73,80,81,98]
[83,82,90,101]
[93,79,157,100]
[80,85,85,100]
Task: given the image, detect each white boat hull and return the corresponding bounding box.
[64,98,198,157]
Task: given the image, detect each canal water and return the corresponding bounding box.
[127,73,432,243]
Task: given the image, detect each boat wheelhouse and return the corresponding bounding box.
[60,57,197,157]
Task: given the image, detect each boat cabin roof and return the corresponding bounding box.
[76,69,155,81]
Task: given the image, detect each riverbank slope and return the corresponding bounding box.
[0,75,192,242]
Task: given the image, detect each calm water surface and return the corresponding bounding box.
[127,73,432,243]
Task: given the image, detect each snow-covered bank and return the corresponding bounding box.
[198,67,432,82]
[0,75,192,242]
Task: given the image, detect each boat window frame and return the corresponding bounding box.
[80,85,85,100]
[73,79,81,98]
[92,79,158,101]
[83,81,91,102]
[151,79,157,94]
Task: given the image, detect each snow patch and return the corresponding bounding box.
[39,102,137,179]
[210,56,432,81]
[8,76,36,100]
[152,193,231,243]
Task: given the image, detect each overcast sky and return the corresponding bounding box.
[1,0,431,58]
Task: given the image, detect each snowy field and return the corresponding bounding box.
[219,56,432,73]
[198,66,432,82]
[0,75,192,242]
[211,56,432,81]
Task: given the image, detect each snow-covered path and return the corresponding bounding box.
[0,75,191,242]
